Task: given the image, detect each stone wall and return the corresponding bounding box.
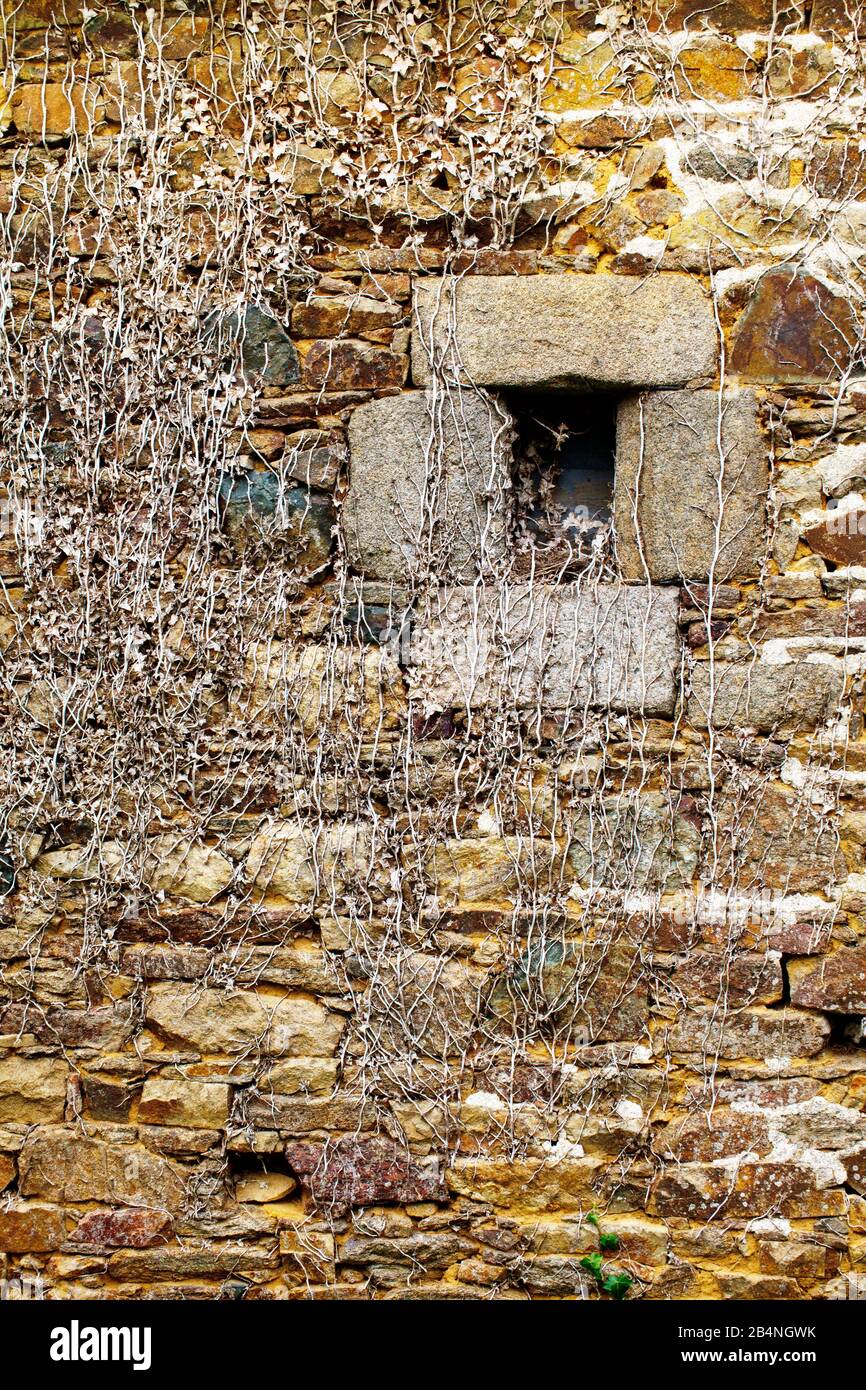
[1,0,866,1301]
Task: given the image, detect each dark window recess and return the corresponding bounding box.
[508,393,617,577]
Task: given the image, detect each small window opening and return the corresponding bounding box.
[507,392,617,578]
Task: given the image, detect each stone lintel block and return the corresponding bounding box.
[410,582,679,716]
[411,274,717,390]
[688,659,844,732]
[344,388,511,581]
[615,388,768,582]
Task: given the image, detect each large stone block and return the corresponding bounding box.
[18,1131,186,1208]
[411,274,716,390]
[688,659,844,732]
[789,945,866,1014]
[615,389,768,582]
[344,389,511,580]
[410,582,679,716]
[145,983,344,1057]
[0,1057,67,1124]
[285,1137,447,1208]
[245,820,376,905]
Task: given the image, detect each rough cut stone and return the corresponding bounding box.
[716,784,845,891]
[145,983,344,1057]
[411,274,717,389]
[688,660,844,731]
[410,582,680,716]
[650,1162,823,1220]
[344,389,511,580]
[567,792,701,891]
[285,1137,447,1208]
[236,643,405,734]
[446,1157,602,1212]
[789,945,866,1014]
[615,389,768,582]
[662,1006,830,1060]
[18,1131,186,1208]
[0,1203,66,1252]
[142,836,233,904]
[70,1208,172,1248]
[654,1108,771,1162]
[488,939,648,1043]
[138,1077,230,1129]
[729,269,857,384]
[0,1057,67,1124]
[245,821,376,904]
[212,303,300,386]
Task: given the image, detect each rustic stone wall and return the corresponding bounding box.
[2,0,866,1301]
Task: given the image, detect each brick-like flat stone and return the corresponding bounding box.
[615,388,768,582]
[344,389,511,580]
[411,274,717,389]
[688,659,844,731]
[410,581,680,715]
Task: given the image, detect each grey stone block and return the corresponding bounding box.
[688,660,844,732]
[409,582,680,716]
[614,388,769,582]
[344,389,512,581]
[411,274,716,390]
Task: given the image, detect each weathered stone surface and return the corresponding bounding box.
[0,1154,14,1190]
[0,1057,67,1123]
[717,783,845,891]
[568,792,701,891]
[142,836,233,904]
[145,984,344,1056]
[412,274,717,389]
[615,389,768,582]
[650,1162,823,1220]
[489,939,648,1043]
[211,304,300,386]
[654,1108,771,1162]
[666,949,783,1006]
[19,1131,186,1207]
[244,1094,371,1133]
[341,1232,474,1269]
[344,390,511,581]
[645,0,801,30]
[789,945,866,1014]
[447,1156,602,1212]
[0,1203,66,1252]
[236,645,405,734]
[245,821,376,904]
[369,950,479,1055]
[12,83,100,136]
[235,1172,297,1203]
[729,269,857,384]
[804,500,866,566]
[410,582,680,716]
[138,1077,230,1129]
[107,1243,279,1280]
[662,1006,830,1060]
[70,1208,172,1248]
[688,660,844,732]
[262,1057,338,1095]
[771,1097,866,1150]
[219,471,334,572]
[285,1137,447,1208]
[302,339,406,390]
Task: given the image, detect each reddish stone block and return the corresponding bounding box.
[301,339,407,390]
[70,1208,173,1248]
[789,944,866,1013]
[729,268,857,384]
[285,1137,446,1209]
